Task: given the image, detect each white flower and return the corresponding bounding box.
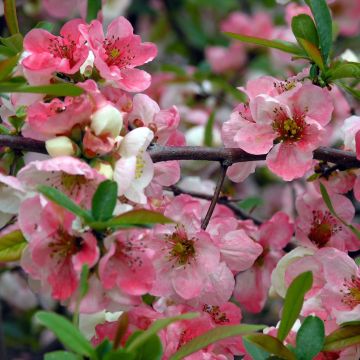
[91,104,123,138]
[114,127,154,204]
[45,136,77,157]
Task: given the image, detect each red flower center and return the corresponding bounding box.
[103,36,135,68]
[308,210,341,247]
[202,304,230,324]
[272,107,306,142]
[48,228,83,262]
[341,276,360,308]
[166,227,196,266]
[48,36,77,68]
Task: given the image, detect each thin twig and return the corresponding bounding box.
[0,135,47,153]
[167,185,262,225]
[201,163,228,230]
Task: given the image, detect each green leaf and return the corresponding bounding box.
[86,0,102,22]
[341,320,360,327]
[126,313,199,352]
[328,62,360,80]
[103,349,135,360]
[0,55,20,81]
[0,230,27,262]
[92,209,174,230]
[305,0,332,63]
[204,111,216,147]
[297,38,325,71]
[336,81,360,100]
[36,311,97,359]
[243,337,269,360]
[0,83,84,96]
[295,316,325,360]
[35,21,54,32]
[319,183,360,239]
[4,0,20,35]
[238,197,264,211]
[169,324,266,360]
[292,14,319,47]
[324,325,360,351]
[37,185,93,223]
[95,339,112,358]
[136,334,163,360]
[277,271,313,342]
[243,334,296,360]
[45,351,81,360]
[225,32,304,56]
[91,180,118,221]
[0,34,23,55]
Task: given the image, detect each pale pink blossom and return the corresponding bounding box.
[80,17,157,92]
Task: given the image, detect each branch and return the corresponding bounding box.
[167,185,262,225]
[201,163,228,230]
[1,136,360,170]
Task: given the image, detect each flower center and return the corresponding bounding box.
[60,174,87,192]
[135,154,145,180]
[308,210,341,247]
[202,304,229,324]
[166,228,196,266]
[272,107,306,142]
[103,37,135,68]
[341,276,360,308]
[48,228,83,262]
[48,36,77,67]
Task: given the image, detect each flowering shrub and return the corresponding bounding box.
[0,0,359,359]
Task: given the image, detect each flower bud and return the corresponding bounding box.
[45,136,78,157]
[92,161,114,179]
[91,104,123,138]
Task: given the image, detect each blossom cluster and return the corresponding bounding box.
[0,1,360,358]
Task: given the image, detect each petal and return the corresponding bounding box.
[119,127,154,157]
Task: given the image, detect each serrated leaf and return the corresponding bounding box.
[243,334,296,360]
[297,38,325,71]
[225,32,304,56]
[292,14,319,47]
[169,324,266,360]
[277,271,313,342]
[36,311,96,358]
[91,180,118,221]
[295,316,325,360]
[324,325,360,351]
[86,0,102,22]
[0,230,27,262]
[45,351,81,360]
[0,83,84,96]
[328,62,360,80]
[127,313,199,352]
[37,185,93,223]
[4,0,20,35]
[305,0,332,63]
[204,111,216,147]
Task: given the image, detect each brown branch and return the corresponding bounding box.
[201,163,228,230]
[167,185,262,225]
[1,136,360,170]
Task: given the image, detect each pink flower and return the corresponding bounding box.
[295,191,359,252]
[17,156,104,206]
[20,197,99,300]
[99,230,155,296]
[80,17,157,92]
[234,212,293,313]
[23,19,88,78]
[43,0,87,19]
[223,82,333,180]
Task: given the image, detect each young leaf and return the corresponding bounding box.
[0,229,27,262]
[86,0,102,22]
[0,34,23,54]
[243,337,269,360]
[295,316,325,360]
[135,333,163,360]
[103,348,135,360]
[92,209,174,230]
[225,32,304,56]
[243,334,296,360]
[305,0,332,62]
[91,180,118,221]
[0,54,20,81]
[45,351,81,360]
[336,81,360,100]
[169,324,266,360]
[296,38,325,71]
[204,111,216,147]
[126,313,199,352]
[291,14,319,47]
[36,311,97,359]
[4,0,20,35]
[277,271,313,342]
[323,325,360,351]
[37,185,93,223]
[328,62,360,80]
[0,83,84,96]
